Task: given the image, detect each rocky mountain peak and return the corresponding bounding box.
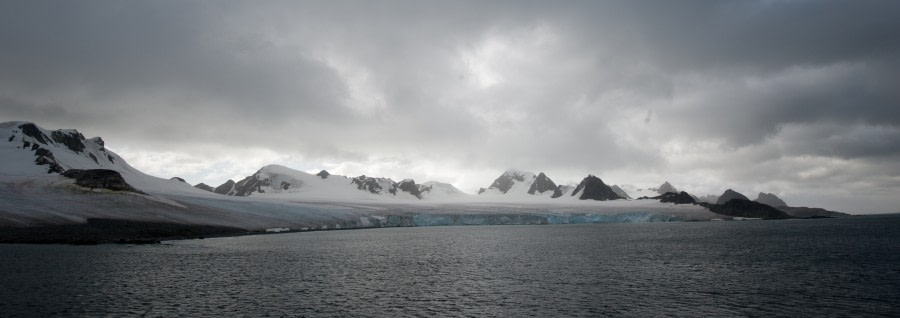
[527,172,558,195]
[716,189,750,205]
[656,181,677,195]
[484,169,531,194]
[572,175,623,201]
[755,192,787,207]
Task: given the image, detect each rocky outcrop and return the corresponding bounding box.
[610,185,631,199]
[231,174,267,196]
[658,191,696,204]
[572,175,623,201]
[33,147,64,173]
[170,177,186,183]
[777,206,849,218]
[700,199,791,219]
[50,130,86,153]
[194,183,215,192]
[528,172,558,195]
[316,170,330,179]
[755,192,787,208]
[393,179,422,198]
[214,179,235,195]
[61,169,143,193]
[656,182,677,195]
[352,175,385,194]
[716,189,749,205]
[18,123,50,144]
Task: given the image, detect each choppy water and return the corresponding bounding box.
[2,215,899,317]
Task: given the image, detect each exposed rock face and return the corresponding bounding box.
[610,185,632,199]
[572,175,623,201]
[33,147,64,173]
[552,185,574,198]
[231,174,268,196]
[528,172,558,195]
[170,177,186,183]
[7,122,120,174]
[700,199,791,219]
[658,191,697,204]
[716,189,750,205]
[486,170,528,194]
[18,123,49,144]
[316,170,330,179]
[194,183,215,192]
[656,181,677,195]
[394,179,422,198]
[755,192,787,207]
[61,169,143,193]
[352,175,384,194]
[50,130,86,153]
[214,179,235,195]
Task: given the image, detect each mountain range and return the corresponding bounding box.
[0,121,848,240]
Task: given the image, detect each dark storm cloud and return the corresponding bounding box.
[1,0,898,212]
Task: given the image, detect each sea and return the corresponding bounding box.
[1,215,899,317]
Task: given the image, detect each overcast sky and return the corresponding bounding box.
[2,1,899,213]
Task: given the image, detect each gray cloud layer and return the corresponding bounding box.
[2,1,899,213]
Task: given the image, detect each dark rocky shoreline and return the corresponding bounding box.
[0,219,249,245]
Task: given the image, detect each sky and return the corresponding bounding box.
[1,1,899,213]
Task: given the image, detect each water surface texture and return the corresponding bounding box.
[2,216,899,317]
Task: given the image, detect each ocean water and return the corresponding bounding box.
[1,215,899,317]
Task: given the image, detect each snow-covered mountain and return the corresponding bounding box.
[418,181,469,200]
[615,181,678,199]
[477,169,537,195]
[213,164,426,201]
[0,121,199,194]
[0,121,773,231]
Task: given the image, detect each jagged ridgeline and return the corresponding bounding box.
[0,121,850,230]
[477,170,623,201]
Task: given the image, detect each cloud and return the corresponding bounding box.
[1,0,898,213]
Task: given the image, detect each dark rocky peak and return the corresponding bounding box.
[755,192,787,208]
[610,185,632,199]
[194,183,215,192]
[62,169,143,194]
[656,181,677,195]
[716,189,750,205]
[700,199,790,219]
[657,191,696,205]
[572,175,623,201]
[394,179,422,198]
[477,187,487,194]
[352,175,384,194]
[214,179,236,195]
[170,177,186,183]
[528,172,558,195]
[486,169,530,194]
[316,170,330,179]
